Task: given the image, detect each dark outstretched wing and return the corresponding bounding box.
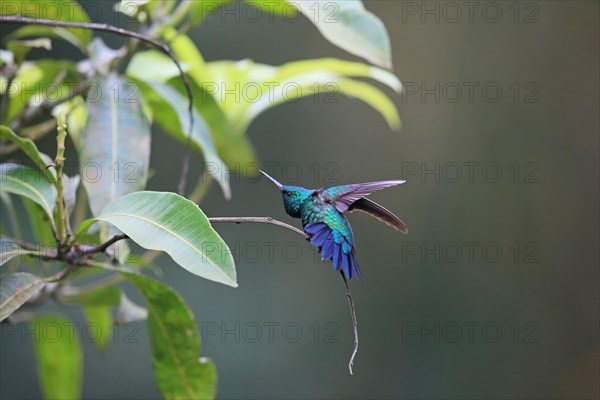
[349,197,408,234]
[305,222,361,280]
[324,180,406,212]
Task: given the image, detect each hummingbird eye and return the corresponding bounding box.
[284,191,292,197]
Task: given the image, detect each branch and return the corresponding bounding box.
[208,217,308,239]
[79,234,129,258]
[0,15,195,195]
[341,271,359,375]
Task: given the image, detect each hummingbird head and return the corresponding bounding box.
[260,170,312,218]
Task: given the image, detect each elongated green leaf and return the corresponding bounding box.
[126,50,189,84]
[83,305,113,352]
[0,126,55,182]
[151,31,258,167]
[0,164,56,220]
[88,262,216,398]
[59,284,121,306]
[186,0,230,28]
[59,285,119,353]
[21,198,55,247]
[0,272,45,321]
[6,38,52,64]
[132,79,231,199]
[165,30,211,84]
[290,0,392,68]
[2,0,91,50]
[78,191,237,287]
[0,238,35,266]
[79,73,151,217]
[0,191,21,238]
[31,314,82,399]
[125,270,216,399]
[203,58,401,131]
[126,37,233,194]
[247,0,297,16]
[333,78,401,129]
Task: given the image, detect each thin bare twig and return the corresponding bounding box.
[341,271,359,375]
[0,15,195,195]
[208,217,308,239]
[79,234,128,257]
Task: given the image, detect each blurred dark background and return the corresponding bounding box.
[1,1,599,399]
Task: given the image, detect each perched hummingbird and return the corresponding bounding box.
[260,171,408,280]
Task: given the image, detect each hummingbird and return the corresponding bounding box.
[260,170,408,280]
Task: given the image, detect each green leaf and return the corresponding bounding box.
[203,58,401,131]
[132,79,231,199]
[31,314,83,399]
[0,238,35,266]
[6,38,52,64]
[60,284,121,306]
[125,271,216,399]
[0,126,56,182]
[247,0,298,17]
[186,0,232,28]
[2,0,92,50]
[3,60,77,125]
[126,50,188,83]
[143,30,256,168]
[0,272,45,322]
[79,73,151,217]
[0,164,57,220]
[126,33,241,185]
[21,197,55,246]
[0,191,21,238]
[165,30,210,82]
[78,191,237,287]
[149,31,258,167]
[333,78,401,130]
[59,285,120,352]
[290,0,393,69]
[83,305,113,352]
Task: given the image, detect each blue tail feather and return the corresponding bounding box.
[342,252,350,277]
[305,222,361,280]
[333,242,342,271]
[349,250,362,281]
[322,237,334,260]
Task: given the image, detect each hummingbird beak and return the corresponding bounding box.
[259,170,283,191]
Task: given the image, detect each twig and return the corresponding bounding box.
[0,15,195,195]
[138,217,307,259]
[208,217,308,239]
[341,271,359,375]
[54,113,68,243]
[79,234,128,257]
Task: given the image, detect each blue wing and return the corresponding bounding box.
[305,222,361,280]
[324,180,406,212]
